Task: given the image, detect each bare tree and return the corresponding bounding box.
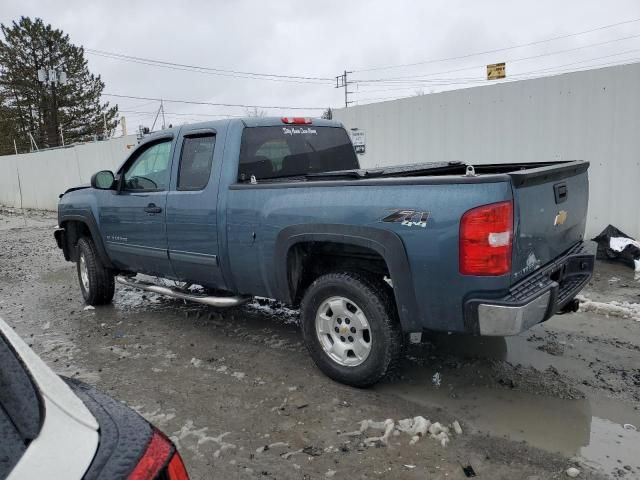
[245,106,266,117]
[321,107,333,120]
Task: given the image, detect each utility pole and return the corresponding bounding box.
[121,116,127,137]
[335,70,354,108]
[13,139,18,155]
[103,112,108,139]
[151,103,161,131]
[59,126,65,146]
[37,67,68,147]
[151,100,166,131]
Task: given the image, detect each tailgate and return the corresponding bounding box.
[510,161,589,282]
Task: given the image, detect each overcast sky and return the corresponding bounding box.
[2,0,640,132]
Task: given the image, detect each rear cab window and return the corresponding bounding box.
[238,126,359,181]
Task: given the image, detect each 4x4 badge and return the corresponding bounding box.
[381,210,430,228]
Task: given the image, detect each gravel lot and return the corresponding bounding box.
[1,208,639,479]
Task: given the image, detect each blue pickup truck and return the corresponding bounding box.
[55,116,594,386]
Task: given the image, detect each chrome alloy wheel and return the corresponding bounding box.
[315,296,372,367]
[79,253,89,291]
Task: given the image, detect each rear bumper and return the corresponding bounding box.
[464,242,594,336]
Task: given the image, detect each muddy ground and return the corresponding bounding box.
[0,208,639,480]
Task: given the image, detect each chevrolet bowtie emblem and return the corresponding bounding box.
[554,210,568,226]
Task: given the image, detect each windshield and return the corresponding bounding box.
[238,126,359,181]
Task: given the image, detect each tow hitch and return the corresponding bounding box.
[558,298,580,314]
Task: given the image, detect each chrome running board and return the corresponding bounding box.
[116,276,251,308]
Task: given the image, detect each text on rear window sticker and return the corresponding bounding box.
[282,127,317,136]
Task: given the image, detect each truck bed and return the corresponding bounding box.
[300,160,587,182]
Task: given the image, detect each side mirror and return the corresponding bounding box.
[90,170,115,190]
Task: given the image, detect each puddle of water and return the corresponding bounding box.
[377,333,640,476]
[580,417,640,473]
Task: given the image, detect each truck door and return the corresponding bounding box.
[99,137,173,276]
[165,127,225,288]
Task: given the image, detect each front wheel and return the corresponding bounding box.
[300,272,403,387]
[76,237,115,305]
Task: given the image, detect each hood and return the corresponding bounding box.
[59,183,90,198]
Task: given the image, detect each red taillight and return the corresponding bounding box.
[167,452,189,480]
[281,117,312,124]
[459,201,513,276]
[128,429,190,480]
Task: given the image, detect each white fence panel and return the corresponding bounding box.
[0,135,137,211]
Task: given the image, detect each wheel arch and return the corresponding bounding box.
[59,213,114,269]
[273,224,422,333]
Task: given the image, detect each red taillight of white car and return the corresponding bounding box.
[459,200,513,276]
[128,429,189,480]
[281,117,312,124]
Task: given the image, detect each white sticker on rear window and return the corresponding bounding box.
[282,127,317,136]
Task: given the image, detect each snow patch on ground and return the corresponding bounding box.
[133,406,177,427]
[577,296,640,321]
[246,297,299,325]
[256,441,289,453]
[209,363,246,381]
[171,420,236,458]
[343,416,462,448]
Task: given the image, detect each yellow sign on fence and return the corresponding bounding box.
[487,62,506,80]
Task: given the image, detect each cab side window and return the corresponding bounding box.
[123,141,172,191]
[177,135,216,191]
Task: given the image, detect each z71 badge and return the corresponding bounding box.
[381,210,430,228]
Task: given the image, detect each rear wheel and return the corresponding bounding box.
[76,237,115,305]
[300,272,403,387]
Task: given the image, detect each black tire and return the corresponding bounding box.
[76,236,115,305]
[300,271,403,387]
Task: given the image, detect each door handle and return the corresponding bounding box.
[144,203,162,214]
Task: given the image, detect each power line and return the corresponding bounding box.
[86,48,333,84]
[103,93,325,111]
[119,109,245,118]
[351,48,640,94]
[497,48,640,79]
[353,32,640,84]
[352,57,640,105]
[354,17,640,73]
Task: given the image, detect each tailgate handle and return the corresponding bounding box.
[554,182,568,204]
